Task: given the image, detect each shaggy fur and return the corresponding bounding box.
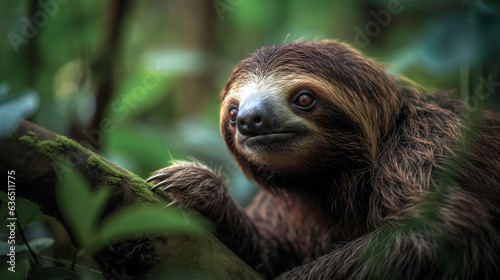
[150,40,500,279]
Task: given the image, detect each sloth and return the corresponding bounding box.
[147,40,500,279]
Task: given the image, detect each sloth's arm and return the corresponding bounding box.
[148,162,296,278]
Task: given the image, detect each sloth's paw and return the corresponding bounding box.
[147,161,229,218]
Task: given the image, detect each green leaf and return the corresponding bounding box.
[36,254,72,270]
[16,198,54,228]
[27,267,79,280]
[56,166,111,250]
[0,238,54,259]
[0,192,53,228]
[27,237,55,254]
[95,207,210,249]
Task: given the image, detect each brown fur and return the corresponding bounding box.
[151,40,500,279]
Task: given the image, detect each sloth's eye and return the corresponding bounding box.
[293,90,316,110]
[229,108,238,124]
[297,94,313,107]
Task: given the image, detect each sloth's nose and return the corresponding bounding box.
[237,99,273,136]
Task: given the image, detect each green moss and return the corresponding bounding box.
[18,131,64,162]
[87,154,125,178]
[130,174,159,203]
[86,154,159,204]
[17,131,37,147]
[39,139,65,158]
[19,130,160,205]
[56,135,81,149]
[102,176,122,186]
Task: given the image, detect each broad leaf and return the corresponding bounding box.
[56,166,111,250]
[27,237,55,254]
[0,192,53,228]
[96,207,210,249]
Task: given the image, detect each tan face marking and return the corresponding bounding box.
[221,74,326,168]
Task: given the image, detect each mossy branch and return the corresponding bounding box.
[0,120,262,280]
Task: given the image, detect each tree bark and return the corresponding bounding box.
[0,120,262,280]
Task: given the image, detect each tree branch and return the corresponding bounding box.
[0,120,262,279]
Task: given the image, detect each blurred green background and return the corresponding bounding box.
[1,0,499,206]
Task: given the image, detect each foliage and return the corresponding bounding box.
[55,165,209,254]
[0,164,210,279]
[0,194,54,279]
[0,0,499,279]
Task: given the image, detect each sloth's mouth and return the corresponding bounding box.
[244,132,297,145]
[238,130,307,150]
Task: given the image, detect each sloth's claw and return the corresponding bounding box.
[150,180,170,191]
[165,200,178,208]
[146,172,170,183]
[162,184,174,192]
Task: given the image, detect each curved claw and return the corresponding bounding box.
[146,173,170,183]
[151,180,170,191]
[162,184,174,192]
[165,200,178,208]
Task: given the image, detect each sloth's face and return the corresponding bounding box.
[220,73,342,168]
[219,41,399,173]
